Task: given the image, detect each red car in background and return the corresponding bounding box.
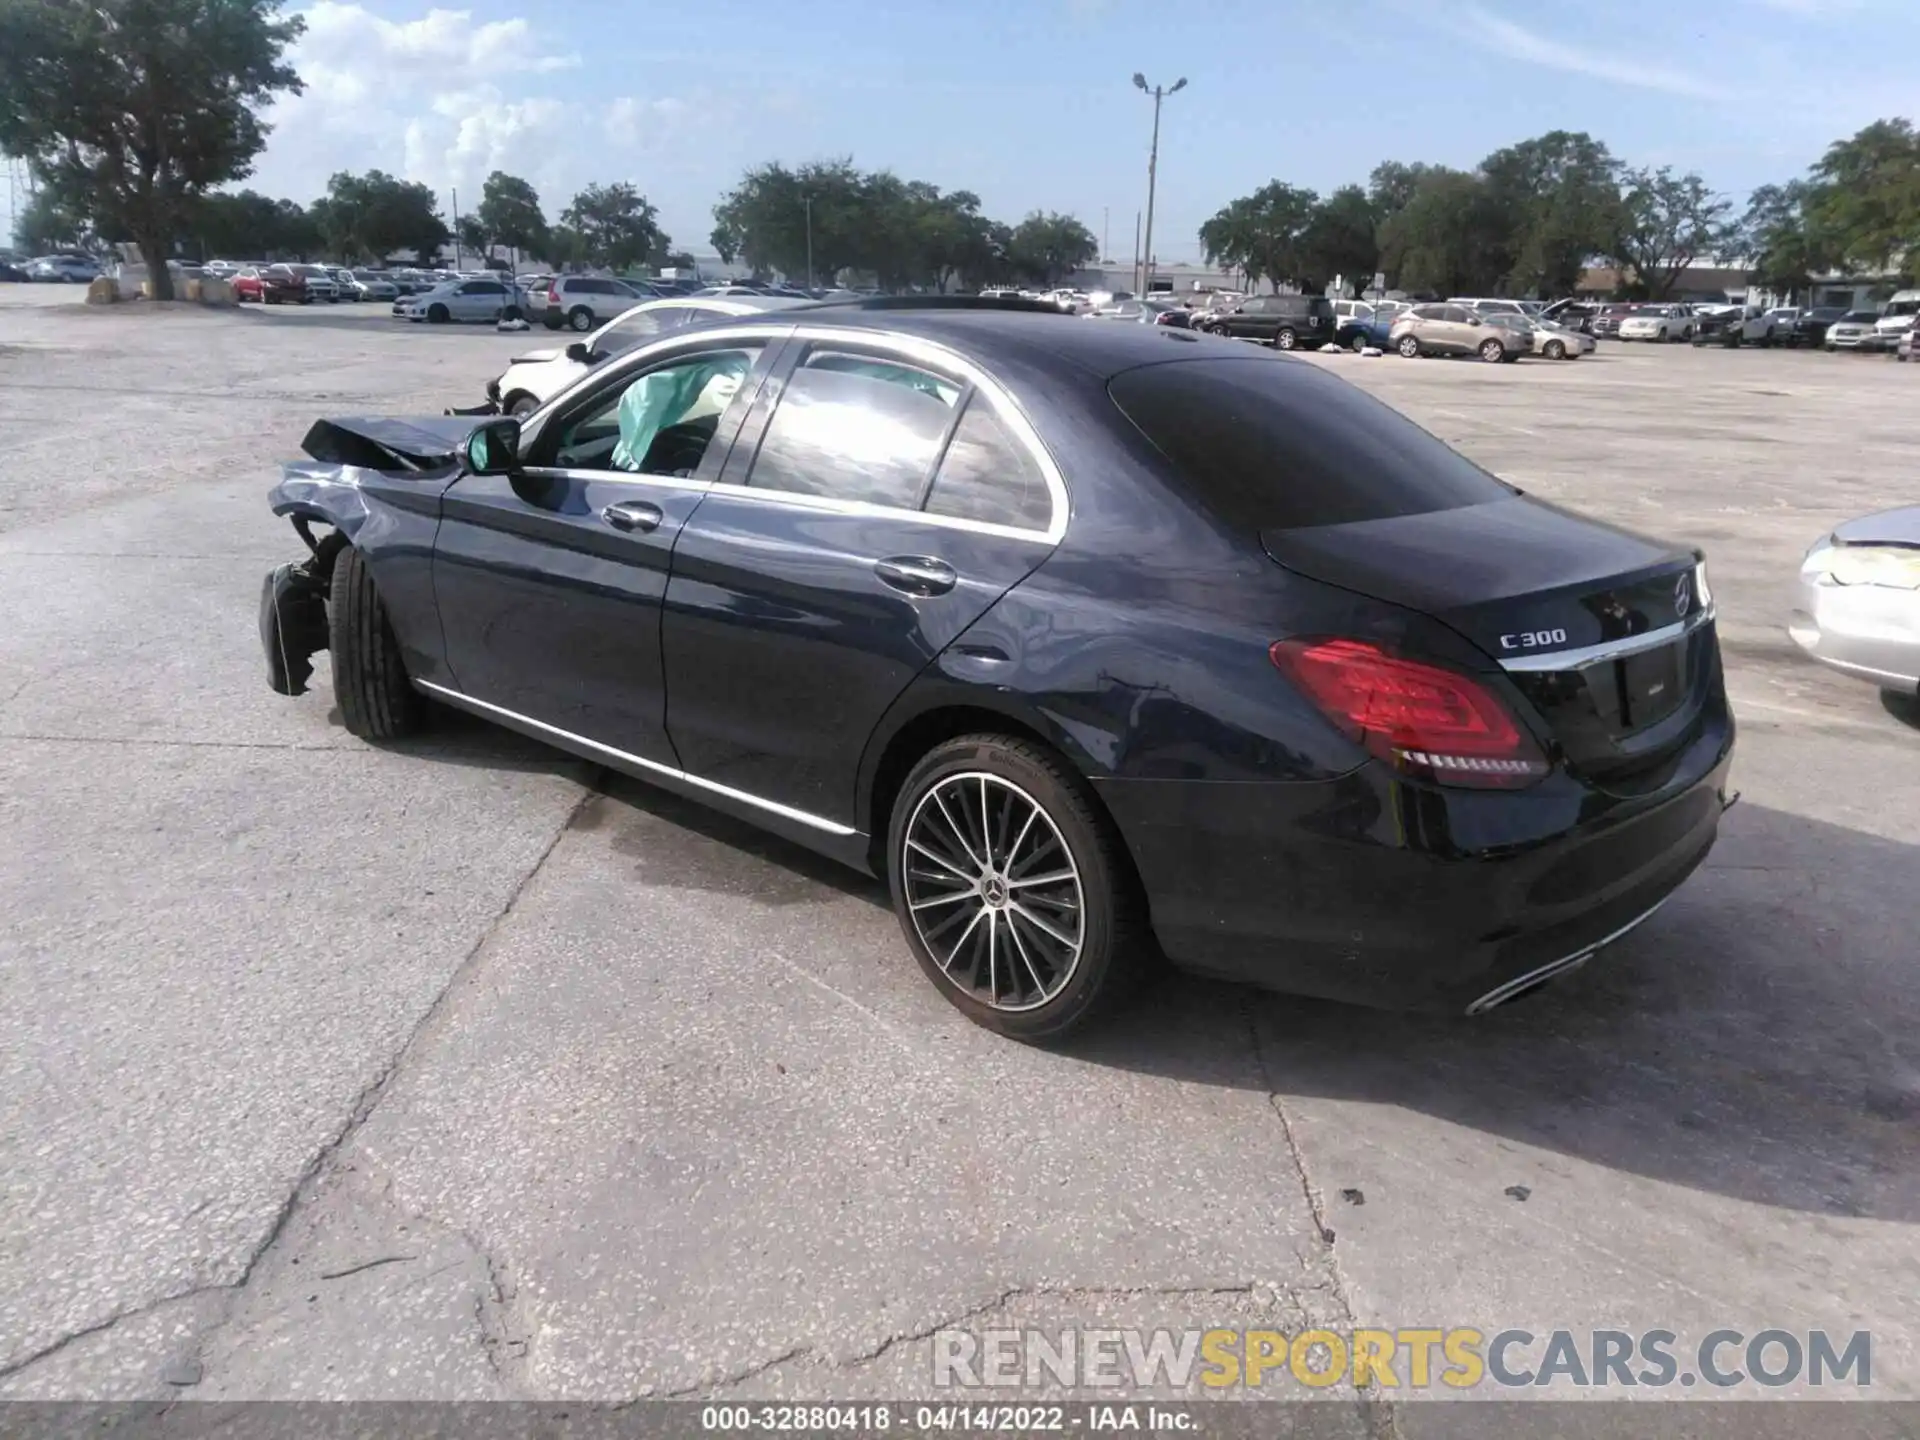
[232,265,307,304]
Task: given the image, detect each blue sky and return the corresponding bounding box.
[250,0,1919,262]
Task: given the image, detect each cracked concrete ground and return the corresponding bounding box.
[2,290,1917,1423]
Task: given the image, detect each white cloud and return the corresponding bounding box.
[1455,5,1730,99]
[251,3,677,209]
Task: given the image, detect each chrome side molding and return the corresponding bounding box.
[413,681,859,837]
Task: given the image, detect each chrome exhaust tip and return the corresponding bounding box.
[1464,896,1674,1016]
[1465,950,1597,1015]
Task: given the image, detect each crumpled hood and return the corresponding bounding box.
[299,415,486,471]
[1832,505,1920,547]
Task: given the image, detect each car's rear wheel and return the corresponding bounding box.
[1397,335,1421,359]
[568,306,595,332]
[427,303,449,324]
[1479,338,1506,363]
[1349,332,1369,354]
[328,546,424,741]
[888,735,1146,1042]
[1273,327,1298,350]
[1544,339,1567,360]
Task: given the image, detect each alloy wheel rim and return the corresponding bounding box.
[901,772,1085,1012]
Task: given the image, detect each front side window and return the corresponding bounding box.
[923,398,1052,531]
[746,350,960,508]
[547,347,762,475]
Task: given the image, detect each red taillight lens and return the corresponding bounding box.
[547,284,560,302]
[1269,638,1548,789]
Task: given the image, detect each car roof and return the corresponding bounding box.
[756,307,1242,381]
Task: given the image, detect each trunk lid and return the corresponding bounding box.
[1262,497,1714,785]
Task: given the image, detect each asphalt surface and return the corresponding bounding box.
[2,289,1917,1425]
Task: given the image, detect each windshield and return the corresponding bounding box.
[1108,358,1515,532]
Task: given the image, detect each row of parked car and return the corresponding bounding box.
[0,252,105,284]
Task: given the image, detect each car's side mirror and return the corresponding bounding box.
[465,418,522,476]
[565,341,593,364]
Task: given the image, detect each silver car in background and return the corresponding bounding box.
[393,275,527,324]
[1791,508,1920,702]
[1483,311,1593,360]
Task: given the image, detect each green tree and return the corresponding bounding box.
[1805,119,1920,274]
[1300,185,1379,294]
[712,159,863,281]
[1377,169,1503,296]
[476,171,547,264]
[1004,211,1097,285]
[0,0,304,300]
[1731,181,1836,300]
[1367,161,1447,226]
[1479,130,1621,296]
[561,182,667,271]
[1610,166,1730,299]
[1198,182,1320,291]
[13,186,95,254]
[455,214,487,259]
[312,170,447,263]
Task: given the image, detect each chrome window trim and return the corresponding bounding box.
[1497,605,1716,672]
[413,681,857,837]
[530,321,1071,544]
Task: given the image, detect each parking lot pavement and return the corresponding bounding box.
[2,296,1916,1416]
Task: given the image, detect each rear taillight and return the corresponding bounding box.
[547,284,560,303]
[1269,638,1549,789]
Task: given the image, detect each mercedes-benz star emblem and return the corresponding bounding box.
[1674,573,1692,619]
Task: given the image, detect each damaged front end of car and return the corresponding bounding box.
[260,414,483,697]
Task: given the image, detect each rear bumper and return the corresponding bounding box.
[1790,577,1920,692]
[1097,723,1735,1013]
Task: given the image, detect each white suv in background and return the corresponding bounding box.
[535,276,654,331]
[1872,291,1920,351]
[1617,304,1695,342]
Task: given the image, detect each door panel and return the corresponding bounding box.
[432,471,708,764]
[429,337,782,766]
[659,337,1060,827]
[662,499,1049,823]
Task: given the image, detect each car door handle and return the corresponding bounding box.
[875,556,957,596]
[601,500,663,533]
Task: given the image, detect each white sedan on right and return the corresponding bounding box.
[485,295,811,416]
[1616,304,1694,343]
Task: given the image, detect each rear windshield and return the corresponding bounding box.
[1108,358,1515,532]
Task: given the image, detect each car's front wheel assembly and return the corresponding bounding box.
[329,546,424,740]
[888,735,1147,1042]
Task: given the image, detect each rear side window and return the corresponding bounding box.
[924,398,1052,531]
[747,351,960,508]
[1108,359,1514,532]
[1412,304,1444,320]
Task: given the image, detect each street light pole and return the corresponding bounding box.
[1132,73,1186,297]
[803,196,814,290]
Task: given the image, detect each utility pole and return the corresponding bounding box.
[1103,206,1109,264]
[1131,73,1187,297]
[450,188,460,268]
[803,195,814,290]
[1132,211,1141,295]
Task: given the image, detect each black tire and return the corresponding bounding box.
[506,392,540,417]
[328,546,423,740]
[1348,332,1368,354]
[427,303,449,324]
[1273,327,1298,351]
[1479,338,1505,363]
[887,734,1147,1042]
[1396,335,1421,359]
[567,306,595,332]
[1544,339,1567,360]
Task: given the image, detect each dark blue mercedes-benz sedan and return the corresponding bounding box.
[260,299,1735,1041]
